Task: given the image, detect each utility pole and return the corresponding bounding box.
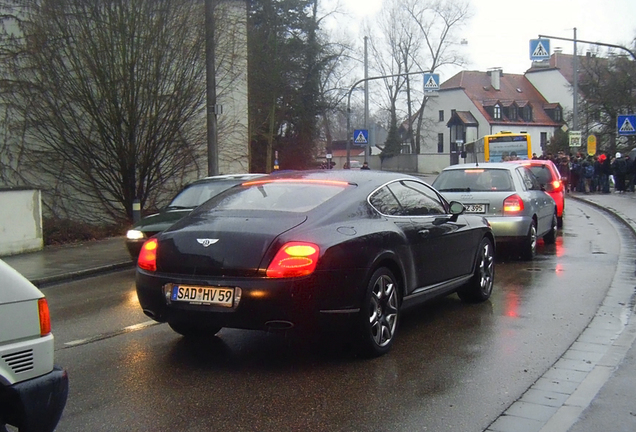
[205,0,219,176]
[538,31,636,132]
[573,27,579,131]
[538,33,636,60]
[364,36,369,163]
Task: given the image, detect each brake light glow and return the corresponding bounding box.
[551,180,562,192]
[38,298,51,336]
[242,179,349,187]
[464,169,484,174]
[266,242,320,278]
[503,194,524,213]
[138,238,158,272]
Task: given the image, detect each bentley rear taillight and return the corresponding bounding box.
[503,194,524,213]
[266,242,320,278]
[138,238,158,272]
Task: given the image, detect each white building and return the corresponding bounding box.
[414,68,564,173]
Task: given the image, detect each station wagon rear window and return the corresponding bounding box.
[434,169,513,192]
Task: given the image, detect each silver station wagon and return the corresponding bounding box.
[432,163,557,260]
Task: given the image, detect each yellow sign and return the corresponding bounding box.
[587,134,597,156]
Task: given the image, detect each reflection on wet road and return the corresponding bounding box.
[48,199,629,432]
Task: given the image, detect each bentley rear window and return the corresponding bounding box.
[204,180,348,213]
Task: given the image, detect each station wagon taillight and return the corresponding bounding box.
[138,238,158,272]
[551,180,563,192]
[38,298,51,336]
[266,242,320,278]
[503,194,524,213]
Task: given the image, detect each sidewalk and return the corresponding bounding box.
[553,191,636,432]
[2,236,133,287]
[0,192,634,432]
[487,191,636,432]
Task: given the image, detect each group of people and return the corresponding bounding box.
[534,151,635,194]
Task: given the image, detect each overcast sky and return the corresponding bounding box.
[334,0,636,80]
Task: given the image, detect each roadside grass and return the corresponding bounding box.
[43,217,126,246]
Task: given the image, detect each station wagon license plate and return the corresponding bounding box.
[170,285,234,307]
[464,204,486,214]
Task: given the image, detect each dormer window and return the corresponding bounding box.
[493,104,502,120]
[510,105,518,120]
[554,107,562,121]
[523,105,533,121]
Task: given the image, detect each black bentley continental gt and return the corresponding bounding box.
[135,170,495,356]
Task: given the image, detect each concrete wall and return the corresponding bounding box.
[217,0,250,174]
[0,188,43,256]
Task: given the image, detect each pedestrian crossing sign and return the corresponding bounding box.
[423,73,440,93]
[353,129,369,146]
[529,39,550,60]
[617,115,636,136]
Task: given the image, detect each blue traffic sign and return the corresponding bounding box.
[529,39,550,60]
[617,115,636,136]
[353,129,369,146]
[423,73,440,92]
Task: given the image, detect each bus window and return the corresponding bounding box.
[484,132,531,162]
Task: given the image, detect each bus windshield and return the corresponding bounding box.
[485,133,531,162]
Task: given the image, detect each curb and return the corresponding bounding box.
[33,261,135,288]
[567,194,636,236]
[485,194,636,432]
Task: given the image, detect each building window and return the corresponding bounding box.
[493,104,501,120]
[439,110,444,121]
[523,105,533,121]
[554,107,562,121]
[510,106,518,120]
[437,133,444,153]
[541,132,547,149]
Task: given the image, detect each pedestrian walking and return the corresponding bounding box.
[600,152,612,193]
[581,157,594,193]
[570,155,581,192]
[611,152,628,193]
[558,155,570,192]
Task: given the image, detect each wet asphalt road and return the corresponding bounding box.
[43,198,627,432]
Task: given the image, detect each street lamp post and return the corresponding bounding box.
[538,33,636,60]
[345,70,430,168]
[538,32,636,142]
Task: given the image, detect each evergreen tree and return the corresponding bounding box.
[247,0,329,171]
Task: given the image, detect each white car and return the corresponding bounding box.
[0,259,68,432]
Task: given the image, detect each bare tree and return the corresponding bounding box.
[365,1,422,157]
[578,49,636,154]
[0,0,245,224]
[403,0,471,153]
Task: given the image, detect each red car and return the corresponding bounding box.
[508,159,565,227]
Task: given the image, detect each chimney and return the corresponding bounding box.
[489,68,501,91]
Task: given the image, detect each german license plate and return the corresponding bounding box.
[464,204,486,213]
[170,285,234,307]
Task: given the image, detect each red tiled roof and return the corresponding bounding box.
[441,70,560,127]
